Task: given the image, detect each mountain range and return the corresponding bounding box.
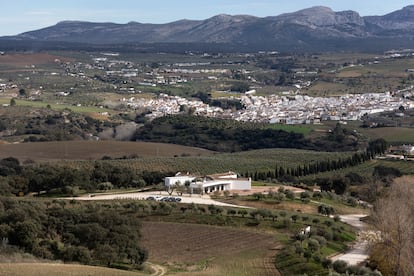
[3,5,414,52]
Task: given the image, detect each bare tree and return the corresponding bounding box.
[370,176,414,276]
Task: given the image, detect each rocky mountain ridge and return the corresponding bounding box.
[3,5,414,52]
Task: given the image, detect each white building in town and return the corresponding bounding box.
[165,172,251,194]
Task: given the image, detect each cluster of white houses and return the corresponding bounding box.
[164,171,251,194]
[121,90,414,124]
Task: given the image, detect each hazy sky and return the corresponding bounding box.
[0,0,412,36]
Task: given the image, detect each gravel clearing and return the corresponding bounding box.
[71,191,251,208]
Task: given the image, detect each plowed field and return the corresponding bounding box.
[141,221,280,275]
[0,140,212,161]
[0,53,72,67]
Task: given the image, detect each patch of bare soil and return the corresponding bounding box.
[0,140,213,161]
[141,221,280,275]
[0,53,72,67]
[0,263,142,276]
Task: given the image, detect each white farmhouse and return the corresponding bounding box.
[165,171,251,194]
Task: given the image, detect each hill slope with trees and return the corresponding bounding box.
[134,115,367,152]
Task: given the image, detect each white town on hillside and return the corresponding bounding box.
[123,90,414,124]
[2,51,413,124]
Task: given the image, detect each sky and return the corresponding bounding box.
[0,0,412,36]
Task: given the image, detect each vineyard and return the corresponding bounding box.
[61,148,356,175]
[140,221,279,275]
[0,263,144,276]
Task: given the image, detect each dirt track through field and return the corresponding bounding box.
[147,262,166,276]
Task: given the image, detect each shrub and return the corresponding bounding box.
[282,218,291,228]
[313,254,322,263]
[97,182,113,191]
[300,191,311,199]
[321,258,332,268]
[227,209,237,216]
[238,209,248,217]
[333,260,348,274]
[312,191,323,200]
[245,220,260,227]
[303,250,312,262]
[346,265,359,275]
[313,235,327,247]
[324,220,333,227]
[307,238,320,252]
[285,190,295,200]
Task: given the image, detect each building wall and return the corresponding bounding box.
[165,173,251,193]
[165,176,195,187]
[229,178,251,190]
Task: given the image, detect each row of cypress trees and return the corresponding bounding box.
[243,138,388,181]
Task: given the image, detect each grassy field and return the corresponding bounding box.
[304,81,350,96]
[338,58,414,78]
[0,98,111,115]
[357,127,414,144]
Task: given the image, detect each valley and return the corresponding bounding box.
[0,4,413,275]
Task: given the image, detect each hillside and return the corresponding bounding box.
[0,141,213,161]
[3,5,414,52]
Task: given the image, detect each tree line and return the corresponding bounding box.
[0,158,173,196]
[0,198,147,269]
[134,115,368,152]
[0,138,387,197]
[242,138,388,184]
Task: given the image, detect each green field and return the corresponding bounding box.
[357,127,414,144]
[0,98,111,114]
[61,147,355,175]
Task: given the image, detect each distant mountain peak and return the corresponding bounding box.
[402,5,414,10]
[296,6,334,14]
[56,20,88,25]
[208,13,257,23]
[5,5,414,52]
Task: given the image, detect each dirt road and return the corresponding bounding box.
[71,191,251,208]
[330,214,370,266]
